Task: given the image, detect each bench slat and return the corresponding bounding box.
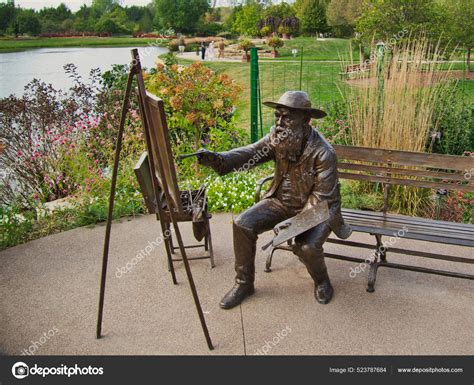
[346,223,474,247]
[344,218,474,241]
[334,144,474,172]
[338,172,474,192]
[338,162,466,182]
[341,209,474,233]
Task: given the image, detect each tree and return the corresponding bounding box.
[17,11,41,36]
[154,0,209,33]
[0,1,15,33]
[263,2,295,19]
[294,0,329,35]
[92,0,121,15]
[327,0,362,37]
[445,0,474,72]
[95,5,130,34]
[231,0,263,36]
[138,10,153,32]
[39,3,72,22]
[257,2,298,36]
[355,0,445,45]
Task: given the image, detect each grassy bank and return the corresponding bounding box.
[181,58,473,133]
[0,36,168,52]
[259,37,359,61]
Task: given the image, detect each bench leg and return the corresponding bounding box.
[367,259,379,293]
[265,248,276,273]
[367,234,384,292]
[374,234,386,262]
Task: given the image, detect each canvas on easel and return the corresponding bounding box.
[96,49,213,350]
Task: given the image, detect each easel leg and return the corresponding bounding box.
[166,221,175,254]
[161,220,178,284]
[207,221,215,268]
[96,67,135,339]
[172,219,214,350]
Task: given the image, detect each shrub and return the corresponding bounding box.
[315,100,350,145]
[0,65,100,207]
[216,31,235,39]
[238,38,254,53]
[431,86,474,155]
[195,22,223,37]
[266,36,284,50]
[260,26,271,37]
[145,62,245,158]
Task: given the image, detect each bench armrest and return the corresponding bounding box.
[255,174,274,203]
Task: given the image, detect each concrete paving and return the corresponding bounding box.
[1,213,473,355]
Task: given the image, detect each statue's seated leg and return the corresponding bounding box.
[219,198,290,309]
[293,223,334,304]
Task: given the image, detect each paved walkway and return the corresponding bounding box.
[1,213,473,355]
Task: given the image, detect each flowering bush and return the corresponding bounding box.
[183,172,259,213]
[146,62,246,156]
[436,192,474,224]
[0,65,100,206]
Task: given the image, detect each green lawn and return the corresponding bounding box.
[174,37,473,133]
[178,56,473,133]
[0,36,168,51]
[259,37,360,61]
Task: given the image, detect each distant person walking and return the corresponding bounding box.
[208,41,215,60]
[200,41,206,61]
[218,39,225,59]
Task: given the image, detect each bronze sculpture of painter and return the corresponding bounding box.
[197,91,352,309]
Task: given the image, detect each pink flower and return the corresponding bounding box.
[16,150,23,157]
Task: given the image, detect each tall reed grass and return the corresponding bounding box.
[340,36,457,215]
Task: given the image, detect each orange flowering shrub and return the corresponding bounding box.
[146,62,246,155]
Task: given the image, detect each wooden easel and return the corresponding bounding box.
[96,49,213,350]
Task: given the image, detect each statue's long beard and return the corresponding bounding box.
[271,125,307,162]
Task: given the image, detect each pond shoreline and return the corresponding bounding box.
[0,36,169,52]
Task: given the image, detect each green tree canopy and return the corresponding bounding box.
[0,1,15,33]
[444,0,474,71]
[92,0,121,15]
[17,10,41,36]
[326,0,362,36]
[294,0,329,35]
[231,0,263,36]
[154,0,210,34]
[355,0,445,44]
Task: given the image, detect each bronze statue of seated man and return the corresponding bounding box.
[197,91,352,309]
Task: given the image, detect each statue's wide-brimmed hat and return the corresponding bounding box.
[263,91,326,119]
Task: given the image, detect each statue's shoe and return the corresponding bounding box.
[314,278,334,304]
[219,283,255,309]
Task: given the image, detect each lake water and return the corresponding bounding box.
[0,46,168,98]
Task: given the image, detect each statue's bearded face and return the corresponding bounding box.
[271,107,309,162]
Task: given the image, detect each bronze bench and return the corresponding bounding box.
[256,145,474,292]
